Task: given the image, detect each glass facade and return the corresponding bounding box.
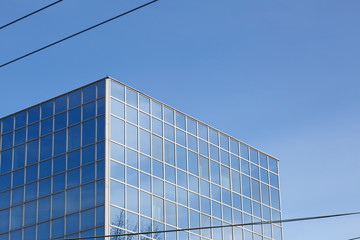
[0,77,282,240]
[0,80,105,240]
[109,79,282,240]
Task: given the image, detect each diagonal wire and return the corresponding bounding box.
[52,211,360,240]
[0,0,159,69]
[349,237,360,240]
[0,0,64,30]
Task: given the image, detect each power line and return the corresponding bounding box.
[0,0,64,30]
[349,237,360,240]
[0,0,159,69]
[53,211,360,240]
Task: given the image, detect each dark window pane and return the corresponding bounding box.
[82,144,95,165]
[27,123,39,141]
[38,178,51,197]
[69,89,81,108]
[97,115,105,141]
[41,117,53,136]
[13,144,25,169]
[0,149,12,173]
[67,168,80,188]
[81,183,95,209]
[83,84,96,103]
[0,173,11,191]
[38,196,50,222]
[26,164,38,183]
[53,173,65,193]
[67,150,80,170]
[68,107,81,126]
[53,155,66,174]
[54,112,67,130]
[82,119,95,146]
[40,135,52,160]
[52,192,65,218]
[26,140,39,165]
[68,124,81,151]
[2,116,14,133]
[39,160,51,179]
[97,98,105,115]
[28,106,40,124]
[96,141,105,160]
[97,80,105,98]
[54,130,66,156]
[82,163,95,184]
[83,101,96,120]
[2,132,13,149]
[41,101,53,119]
[12,168,24,187]
[15,110,27,129]
[55,95,67,114]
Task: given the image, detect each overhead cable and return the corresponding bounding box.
[53,211,360,240]
[0,0,159,69]
[0,0,64,30]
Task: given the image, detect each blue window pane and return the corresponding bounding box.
[52,192,65,218]
[140,172,151,192]
[126,88,138,107]
[82,163,95,184]
[176,129,186,146]
[211,201,221,219]
[188,151,198,175]
[139,95,150,113]
[55,95,67,114]
[199,139,208,157]
[111,117,124,144]
[67,187,80,214]
[233,193,242,210]
[40,135,52,160]
[1,132,13,149]
[210,145,219,161]
[139,192,151,218]
[25,182,37,201]
[2,116,14,134]
[240,144,249,160]
[111,98,124,118]
[199,156,209,180]
[126,106,138,125]
[177,205,188,228]
[189,192,199,210]
[53,173,66,193]
[164,141,175,166]
[110,160,124,182]
[68,124,81,150]
[37,221,50,240]
[126,123,138,150]
[14,127,26,145]
[200,180,210,197]
[222,188,231,206]
[127,186,139,212]
[110,142,124,163]
[54,112,67,130]
[175,112,185,130]
[24,201,36,226]
[260,153,268,169]
[54,130,66,156]
[230,139,239,155]
[67,150,80,169]
[210,161,220,184]
[151,101,162,119]
[152,160,163,179]
[69,89,81,108]
[127,167,138,187]
[83,83,96,104]
[231,155,240,171]
[152,118,163,136]
[41,101,53,119]
[153,196,164,221]
[270,187,280,209]
[189,175,199,194]
[153,178,163,197]
[177,169,187,188]
[12,169,24,187]
[165,165,175,184]
[270,173,279,188]
[139,129,150,156]
[187,118,197,136]
[27,123,39,141]
[96,179,104,204]
[220,150,230,166]
[241,175,251,198]
[251,179,260,202]
[66,213,79,234]
[97,80,105,98]
[28,106,40,124]
[139,112,150,130]
[81,183,95,209]
[96,205,104,225]
[27,140,39,166]
[82,119,95,146]
[260,169,269,184]
[165,182,176,201]
[232,170,241,193]
[0,149,12,173]
[111,81,125,101]
[83,101,96,121]
[23,225,36,240]
[187,134,197,152]
[177,187,188,206]
[110,180,125,208]
[67,168,80,188]
[126,148,138,168]
[243,197,252,214]
[39,160,51,179]
[110,207,125,228]
[10,205,23,230]
[221,166,230,189]
[0,209,9,233]
[97,115,105,141]
[51,217,64,238]
[39,178,51,197]
[200,197,210,215]
[13,144,25,170]
[68,107,81,126]
[164,107,174,124]
[211,184,221,202]
[11,187,24,205]
[96,141,105,160]
[164,124,174,142]
[176,146,186,171]
[41,117,53,136]
[269,158,278,174]
[0,191,10,209]
[250,149,259,164]
[82,144,95,165]
[241,159,250,175]
[53,155,66,174]
[152,135,163,160]
[81,208,95,230]
[0,173,11,192]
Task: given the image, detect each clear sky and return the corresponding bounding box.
[1,0,360,239]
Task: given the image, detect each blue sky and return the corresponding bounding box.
[1,0,360,239]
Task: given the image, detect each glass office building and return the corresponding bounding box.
[0,77,282,240]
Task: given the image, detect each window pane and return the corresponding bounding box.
[126,123,138,150]
[175,112,185,130]
[111,81,125,101]
[126,88,138,107]
[152,135,163,160]
[111,117,124,144]
[139,95,150,113]
[69,89,81,108]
